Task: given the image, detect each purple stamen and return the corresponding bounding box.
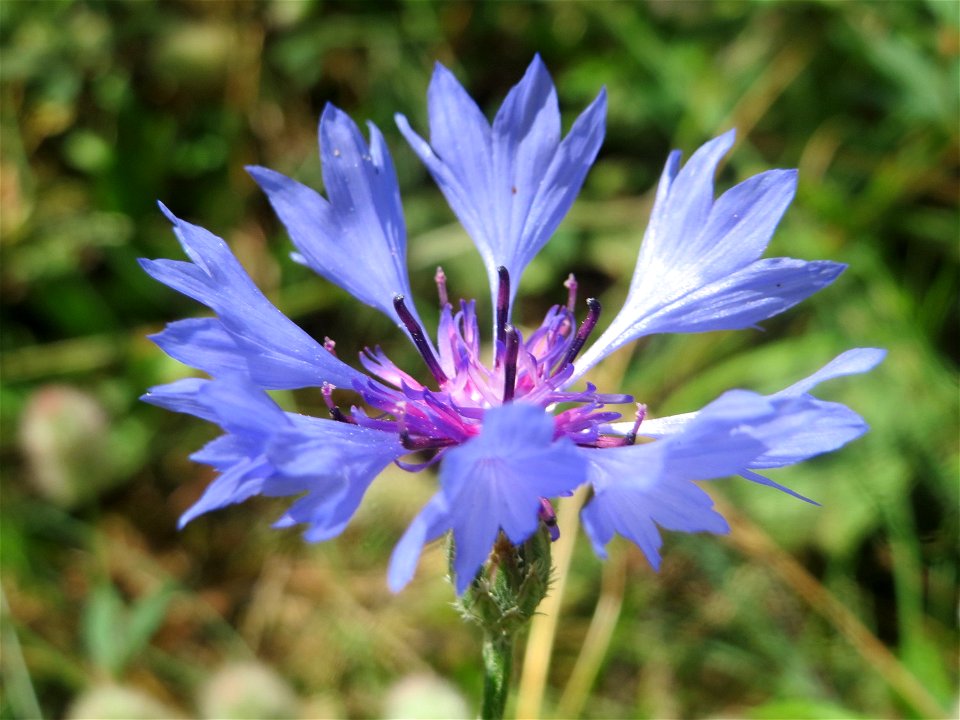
[435,266,449,307]
[394,294,448,385]
[323,336,337,355]
[564,273,578,311]
[400,432,459,452]
[495,266,510,365]
[591,402,645,448]
[538,497,560,541]
[557,297,601,371]
[394,399,456,450]
[503,325,519,402]
[625,403,647,445]
[321,382,352,423]
[395,451,447,472]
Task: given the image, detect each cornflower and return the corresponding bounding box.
[142,58,881,713]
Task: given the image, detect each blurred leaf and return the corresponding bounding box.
[748,698,868,719]
[82,582,173,679]
[124,586,175,670]
[83,583,126,678]
[900,630,954,708]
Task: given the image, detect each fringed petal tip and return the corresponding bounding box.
[401,58,606,322]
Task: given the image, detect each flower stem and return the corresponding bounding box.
[481,630,514,719]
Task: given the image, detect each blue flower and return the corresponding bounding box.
[142,56,883,594]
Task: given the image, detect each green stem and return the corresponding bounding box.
[481,630,514,719]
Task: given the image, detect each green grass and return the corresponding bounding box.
[1,1,956,718]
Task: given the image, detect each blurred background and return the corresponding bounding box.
[1,1,957,718]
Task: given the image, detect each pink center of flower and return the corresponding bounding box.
[322,268,641,472]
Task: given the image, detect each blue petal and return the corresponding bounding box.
[269,415,402,477]
[634,348,883,457]
[695,169,798,274]
[158,377,295,527]
[739,469,819,505]
[248,105,418,328]
[392,403,589,594]
[581,470,729,568]
[182,425,314,527]
[638,130,737,271]
[399,64,493,264]
[178,455,274,528]
[573,135,833,378]
[150,319,249,377]
[147,375,397,535]
[272,464,386,543]
[196,374,288,437]
[397,56,605,323]
[776,347,886,396]
[190,434,248,469]
[271,485,347,536]
[634,389,775,479]
[387,495,450,592]
[520,88,606,277]
[608,349,883,501]
[267,415,404,542]
[581,389,775,566]
[623,258,846,336]
[490,56,561,264]
[141,204,366,390]
[747,396,868,470]
[142,375,290,441]
[141,378,219,423]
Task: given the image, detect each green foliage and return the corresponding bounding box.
[83,582,174,679]
[1,1,956,718]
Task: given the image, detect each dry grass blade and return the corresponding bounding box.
[555,542,627,719]
[716,497,948,720]
[515,485,589,719]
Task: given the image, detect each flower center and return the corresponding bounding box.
[322,268,640,470]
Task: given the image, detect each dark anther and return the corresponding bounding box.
[495,266,510,366]
[400,430,457,451]
[502,325,519,402]
[558,297,602,370]
[393,294,448,385]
